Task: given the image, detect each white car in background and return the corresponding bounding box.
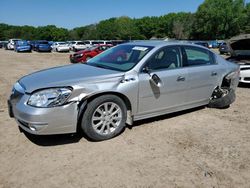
[239,64,250,83]
[227,34,250,84]
[70,41,88,52]
[51,42,70,52]
[6,39,21,50]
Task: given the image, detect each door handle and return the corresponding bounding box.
[211,71,217,76]
[177,76,185,82]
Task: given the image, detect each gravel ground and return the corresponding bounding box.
[0,49,249,188]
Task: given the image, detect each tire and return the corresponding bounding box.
[81,95,127,141]
[208,88,235,109]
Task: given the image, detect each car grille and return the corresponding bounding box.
[244,77,250,81]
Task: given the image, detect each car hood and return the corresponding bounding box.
[228,34,250,57]
[19,64,124,93]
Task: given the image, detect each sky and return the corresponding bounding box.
[0,0,249,29]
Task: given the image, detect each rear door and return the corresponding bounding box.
[181,46,221,104]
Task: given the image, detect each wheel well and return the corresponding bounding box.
[77,92,132,122]
[86,92,131,111]
[210,73,233,100]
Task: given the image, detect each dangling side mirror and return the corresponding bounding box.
[142,67,161,87]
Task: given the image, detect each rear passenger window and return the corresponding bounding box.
[182,46,215,67]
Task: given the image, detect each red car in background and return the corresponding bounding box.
[70,44,112,63]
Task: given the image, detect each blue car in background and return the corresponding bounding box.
[33,40,51,52]
[14,40,32,52]
[208,41,220,48]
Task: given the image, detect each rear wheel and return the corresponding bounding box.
[208,87,235,108]
[81,95,127,141]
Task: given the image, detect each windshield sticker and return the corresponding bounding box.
[132,46,148,51]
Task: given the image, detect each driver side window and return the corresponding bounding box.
[147,46,181,71]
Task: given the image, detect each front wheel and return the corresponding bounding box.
[81,95,127,141]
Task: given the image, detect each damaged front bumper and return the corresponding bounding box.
[8,85,78,135]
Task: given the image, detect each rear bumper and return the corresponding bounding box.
[38,47,51,52]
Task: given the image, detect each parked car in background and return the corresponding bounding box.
[51,42,70,52]
[33,40,51,52]
[67,41,75,49]
[110,40,127,46]
[28,40,36,49]
[90,40,113,46]
[70,41,87,52]
[219,42,230,55]
[8,41,239,141]
[82,40,95,48]
[48,41,54,46]
[193,41,209,48]
[0,41,8,48]
[70,44,112,63]
[208,41,219,48]
[14,40,32,52]
[6,39,22,50]
[238,64,250,83]
[226,34,250,84]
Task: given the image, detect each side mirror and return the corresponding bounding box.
[142,67,161,87]
[150,74,161,87]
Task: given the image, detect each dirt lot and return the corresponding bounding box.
[0,49,249,188]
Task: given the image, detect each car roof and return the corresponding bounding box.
[123,40,209,50]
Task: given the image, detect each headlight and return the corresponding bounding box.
[27,88,72,108]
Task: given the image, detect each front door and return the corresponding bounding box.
[137,46,189,117]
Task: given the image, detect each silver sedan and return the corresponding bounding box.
[8,41,240,141]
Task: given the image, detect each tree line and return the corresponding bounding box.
[0,0,249,41]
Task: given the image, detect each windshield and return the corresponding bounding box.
[39,41,49,44]
[77,42,85,45]
[86,44,153,72]
[58,42,66,45]
[17,40,28,45]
